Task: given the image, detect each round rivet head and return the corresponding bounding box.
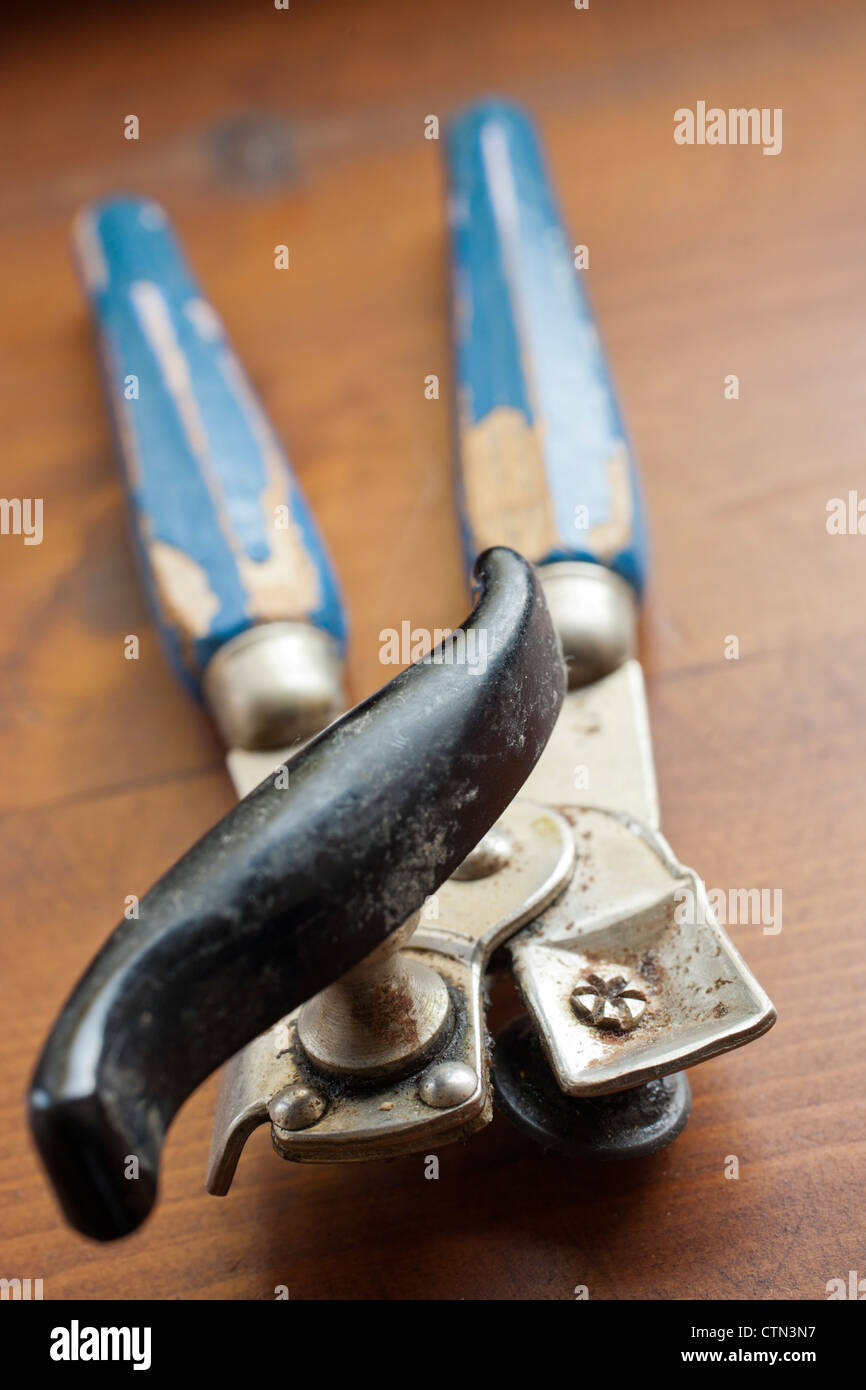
[451,825,512,880]
[418,1061,478,1109]
[268,1083,327,1132]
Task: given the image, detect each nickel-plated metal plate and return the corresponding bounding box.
[520,659,659,829]
[206,799,575,1194]
[509,807,777,1096]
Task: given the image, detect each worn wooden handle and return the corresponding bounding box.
[72,197,346,685]
[445,101,648,596]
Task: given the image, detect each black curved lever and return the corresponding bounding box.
[29,548,565,1241]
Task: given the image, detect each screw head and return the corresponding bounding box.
[418,1061,478,1108]
[268,1083,327,1132]
[570,970,647,1033]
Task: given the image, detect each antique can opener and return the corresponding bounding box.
[30,101,775,1241]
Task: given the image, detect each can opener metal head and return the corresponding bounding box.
[29,101,775,1241]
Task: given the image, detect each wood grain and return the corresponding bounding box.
[1,0,864,1300]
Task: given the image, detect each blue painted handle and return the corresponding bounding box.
[72,197,346,685]
[445,101,648,597]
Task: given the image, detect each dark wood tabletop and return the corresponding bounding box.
[1,0,864,1299]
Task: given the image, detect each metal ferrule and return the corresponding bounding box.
[538,561,637,688]
[202,621,345,750]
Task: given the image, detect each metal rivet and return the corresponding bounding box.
[570,970,647,1033]
[418,1061,478,1108]
[268,1083,327,1132]
[451,825,512,880]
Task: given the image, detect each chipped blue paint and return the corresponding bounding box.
[74,197,346,686]
[446,100,648,597]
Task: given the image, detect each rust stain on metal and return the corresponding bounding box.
[354,974,421,1050]
[638,950,664,991]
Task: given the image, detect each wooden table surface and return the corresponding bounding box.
[2,0,864,1300]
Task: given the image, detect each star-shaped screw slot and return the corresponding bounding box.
[570,970,648,1033]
